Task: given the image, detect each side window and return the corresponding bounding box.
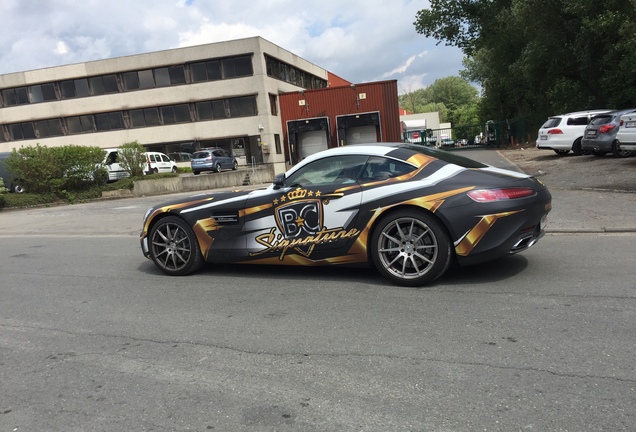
[361,157,416,181]
[161,154,170,162]
[213,150,223,157]
[567,116,590,126]
[286,155,369,187]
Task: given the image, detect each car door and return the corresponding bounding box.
[158,154,172,172]
[244,154,367,262]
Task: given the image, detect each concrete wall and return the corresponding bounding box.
[131,165,275,197]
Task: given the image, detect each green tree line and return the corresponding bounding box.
[412,0,636,127]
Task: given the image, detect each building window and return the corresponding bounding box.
[265,55,327,89]
[36,119,64,138]
[59,78,89,99]
[123,72,140,90]
[154,68,170,87]
[228,96,257,117]
[1,87,29,106]
[65,115,95,134]
[75,79,90,97]
[275,134,281,154]
[269,94,278,116]
[8,122,36,140]
[95,112,124,131]
[195,101,213,120]
[144,108,160,126]
[138,70,155,89]
[90,75,119,95]
[29,83,57,103]
[221,56,253,78]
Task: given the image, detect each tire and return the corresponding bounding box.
[232,161,238,170]
[554,150,569,156]
[148,216,203,276]
[612,141,632,158]
[152,168,159,174]
[572,138,583,156]
[171,166,178,173]
[215,163,222,173]
[193,171,200,175]
[370,209,452,287]
[12,183,26,193]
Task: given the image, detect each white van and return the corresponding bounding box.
[144,152,178,174]
[102,148,129,182]
[101,149,177,181]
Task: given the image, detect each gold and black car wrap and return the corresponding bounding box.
[140,143,551,287]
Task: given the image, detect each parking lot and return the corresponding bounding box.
[0,148,635,431]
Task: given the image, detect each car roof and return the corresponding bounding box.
[552,109,613,118]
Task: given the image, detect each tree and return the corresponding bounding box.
[399,76,478,124]
[414,0,636,127]
[117,141,147,177]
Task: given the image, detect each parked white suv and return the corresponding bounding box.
[536,110,612,155]
[616,112,636,153]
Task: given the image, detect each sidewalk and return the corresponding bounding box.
[543,187,636,233]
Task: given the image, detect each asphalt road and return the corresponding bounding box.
[0,150,635,431]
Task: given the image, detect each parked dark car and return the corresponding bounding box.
[581,109,636,157]
[0,152,26,193]
[190,148,238,174]
[141,143,552,287]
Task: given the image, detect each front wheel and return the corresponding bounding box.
[232,161,238,170]
[215,163,222,173]
[370,209,452,287]
[148,216,203,276]
[172,166,178,173]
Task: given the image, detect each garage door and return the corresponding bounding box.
[299,130,328,159]
[346,125,377,145]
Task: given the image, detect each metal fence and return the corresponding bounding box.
[403,116,542,151]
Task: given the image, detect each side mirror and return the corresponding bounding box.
[273,173,286,189]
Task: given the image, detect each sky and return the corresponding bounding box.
[0,0,466,95]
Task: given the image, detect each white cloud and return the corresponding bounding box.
[0,0,466,92]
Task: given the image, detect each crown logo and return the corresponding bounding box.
[287,188,308,200]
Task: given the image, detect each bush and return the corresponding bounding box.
[5,144,107,194]
[118,141,147,177]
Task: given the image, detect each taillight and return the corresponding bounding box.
[599,124,616,134]
[547,128,563,134]
[467,188,535,202]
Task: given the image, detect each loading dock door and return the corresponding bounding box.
[299,130,329,159]
[345,125,378,145]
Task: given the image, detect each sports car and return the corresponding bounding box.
[140,143,551,287]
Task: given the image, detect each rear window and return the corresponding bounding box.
[541,117,561,128]
[192,151,210,159]
[589,115,612,126]
[400,144,487,169]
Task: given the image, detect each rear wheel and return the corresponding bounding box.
[148,216,203,276]
[370,209,452,287]
[12,183,26,193]
[232,161,238,170]
[572,138,584,156]
[612,141,632,157]
[554,150,569,156]
[215,163,222,173]
[193,171,200,175]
